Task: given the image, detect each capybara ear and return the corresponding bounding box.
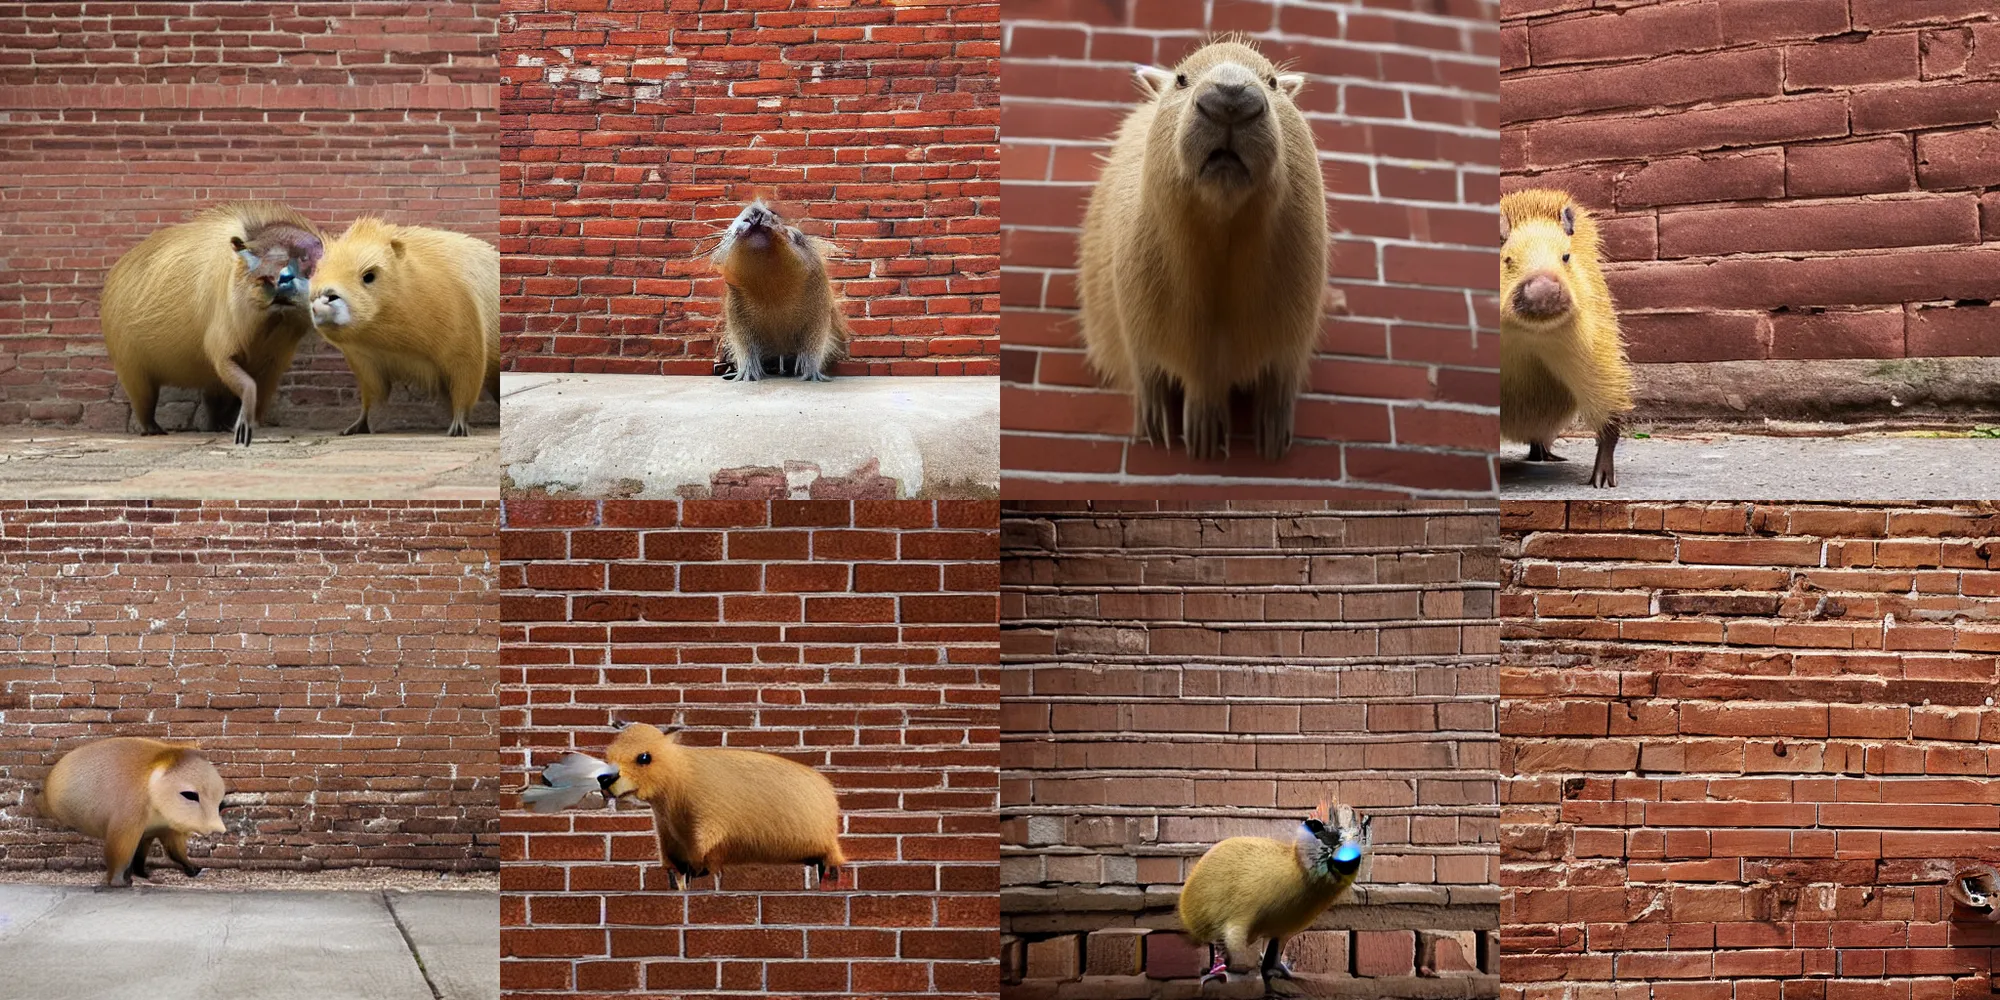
[1500,211,1512,242]
[230,236,261,271]
[1560,205,1576,236]
[1275,73,1305,98]
[389,238,406,259]
[1134,64,1175,99]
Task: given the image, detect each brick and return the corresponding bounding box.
[1786,137,1916,199]
[1419,929,1481,976]
[1355,930,1416,977]
[1025,934,1081,980]
[1769,311,1906,361]
[1085,928,1148,977]
[1144,932,1205,980]
[1656,198,1980,259]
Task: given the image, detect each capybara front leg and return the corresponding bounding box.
[797,343,832,383]
[1590,415,1622,488]
[342,360,386,436]
[1526,441,1565,463]
[161,831,202,877]
[444,368,481,437]
[1182,389,1229,461]
[123,375,165,436]
[1132,368,1177,449]
[1261,936,1294,981]
[725,341,764,382]
[127,834,156,880]
[215,356,259,447]
[1252,367,1299,461]
[102,826,142,887]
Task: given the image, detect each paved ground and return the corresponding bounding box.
[1501,430,2000,498]
[0,882,497,1000]
[502,372,999,498]
[0,428,500,499]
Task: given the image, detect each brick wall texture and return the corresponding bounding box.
[1501,500,2000,999]
[1502,2,2000,374]
[498,499,1001,998]
[1000,0,1502,498]
[1000,503,1502,997]
[0,501,502,874]
[502,1,1001,378]
[0,2,503,433]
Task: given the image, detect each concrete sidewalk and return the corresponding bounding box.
[0,429,500,499]
[1501,430,2000,498]
[501,372,999,499]
[0,883,497,1000]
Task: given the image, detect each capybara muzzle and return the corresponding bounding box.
[1511,272,1572,320]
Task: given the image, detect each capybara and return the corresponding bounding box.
[39,737,228,887]
[308,217,500,436]
[600,720,847,890]
[99,201,325,445]
[1078,37,1329,461]
[710,200,849,382]
[1178,802,1370,986]
[1500,188,1634,488]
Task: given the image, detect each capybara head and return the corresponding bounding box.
[712,200,826,276]
[1137,38,1307,205]
[308,217,404,331]
[600,722,679,801]
[232,222,322,309]
[151,750,228,836]
[1500,188,1598,327]
[1299,801,1371,879]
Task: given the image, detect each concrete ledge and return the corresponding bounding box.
[501,373,999,499]
[1635,357,2000,422]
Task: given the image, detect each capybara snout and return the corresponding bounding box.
[232,225,321,308]
[1196,77,1268,127]
[1171,48,1293,192]
[1511,272,1572,320]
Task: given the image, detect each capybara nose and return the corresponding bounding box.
[1197,82,1267,126]
[1512,273,1571,318]
[596,770,618,791]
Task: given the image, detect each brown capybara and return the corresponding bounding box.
[307,217,500,436]
[1499,188,1634,488]
[600,720,847,890]
[1078,37,1329,461]
[1179,802,1370,986]
[710,200,849,382]
[99,201,325,446]
[39,737,228,887]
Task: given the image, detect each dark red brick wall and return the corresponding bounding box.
[1502,501,2000,999]
[1503,2,2000,369]
[1001,1,1501,498]
[499,499,1001,998]
[1001,503,1501,996]
[501,1,1000,377]
[0,2,502,432]
[0,501,502,873]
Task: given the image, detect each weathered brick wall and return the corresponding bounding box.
[501,1,1000,377]
[1001,0,1501,497]
[1502,2,2000,409]
[1000,503,1502,997]
[0,2,502,432]
[1501,501,2000,999]
[0,501,502,873]
[499,499,1001,998]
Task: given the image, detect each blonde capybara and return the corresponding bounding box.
[307,217,500,436]
[710,200,849,382]
[99,201,325,446]
[1078,37,1329,461]
[39,737,228,887]
[1499,188,1634,488]
[600,720,847,890]
[1178,803,1371,986]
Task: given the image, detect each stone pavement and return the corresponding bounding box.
[1500,430,2000,499]
[0,429,500,499]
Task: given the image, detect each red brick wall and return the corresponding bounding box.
[0,501,502,873]
[501,1,1001,378]
[1000,1,1501,497]
[1501,501,2000,999]
[1503,2,2000,369]
[498,499,1001,998]
[0,2,502,432]
[1001,503,1501,995]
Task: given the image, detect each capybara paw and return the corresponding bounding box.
[1183,406,1227,461]
[1526,442,1565,463]
[1265,960,1295,981]
[1254,405,1293,461]
[446,421,469,438]
[233,420,253,447]
[340,417,371,436]
[1589,459,1616,489]
[139,425,167,437]
[799,368,831,383]
[726,367,761,383]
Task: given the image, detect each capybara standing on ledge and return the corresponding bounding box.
[1078,37,1329,461]
[40,736,229,887]
[711,200,849,382]
[308,218,500,437]
[99,201,325,446]
[1499,188,1633,488]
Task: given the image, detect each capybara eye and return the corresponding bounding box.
[363,269,377,285]
[1267,76,1277,88]
[180,791,198,802]
[1562,254,1571,263]
[1175,73,1188,89]
[636,752,651,766]
[1503,256,1514,267]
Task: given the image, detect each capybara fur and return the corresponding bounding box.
[308,217,500,437]
[710,200,849,382]
[99,201,325,445]
[601,721,847,890]
[1178,803,1370,985]
[1499,188,1634,488]
[1078,37,1329,461]
[39,737,228,887]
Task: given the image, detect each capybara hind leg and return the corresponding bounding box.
[1261,937,1294,981]
[1590,415,1621,489]
[342,361,386,436]
[1252,366,1299,461]
[123,375,165,436]
[1526,441,1565,463]
[1182,390,1229,461]
[797,344,832,383]
[253,366,285,426]
[102,826,141,887]
[160,831,201,877]
[725,340,764,382]
[1133,369,1176,448]
[214,355,260,447]
[127,834,156,880]
[444,373,481,437]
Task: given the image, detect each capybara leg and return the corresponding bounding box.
[1222,925,1253,975]
[1252,367,1299,461]
[725,341,764,382]
[484,370,501,403]
[1526,441,1565,463]
[161,831,202,877]
[215,356,259,447]
[444,368,481,437]
[127,834,156,880]
[1200,943,1228,985]
[774,354,793,377]
[1133,369,1176,448]
[124,376,165,436]
[1261,937,1294,981]
[1182,390,1229,461]
[102,826,141,887]
[342,362,386,436]
[1590,415,1622,489]
[201,391,240,434]
[795,341,831,382]
[253,367,285,426]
